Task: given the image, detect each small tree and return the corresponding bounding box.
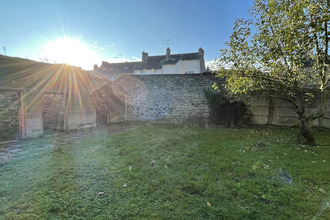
[218,0,329,146]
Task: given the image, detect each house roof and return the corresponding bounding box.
[97,51,201,74]
[98,61,142,74]
[142,52,201,69]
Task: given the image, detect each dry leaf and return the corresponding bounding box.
[319,188,327,195]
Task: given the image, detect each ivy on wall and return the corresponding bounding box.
[204,88,248,127]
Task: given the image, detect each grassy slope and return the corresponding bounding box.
[0,124,329,219]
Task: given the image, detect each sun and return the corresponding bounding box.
[43,37,98,69]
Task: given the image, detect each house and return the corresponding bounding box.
[94,47,206,79]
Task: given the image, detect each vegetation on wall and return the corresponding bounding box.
[204,87,248,127]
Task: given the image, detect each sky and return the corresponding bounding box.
[1,0,254,70]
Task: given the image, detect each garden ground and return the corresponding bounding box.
[0,123,329,219]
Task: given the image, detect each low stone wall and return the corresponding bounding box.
[0,91,20,140]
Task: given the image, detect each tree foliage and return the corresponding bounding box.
[218,0,329,145]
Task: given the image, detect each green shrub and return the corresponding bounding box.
[204,88,248,127]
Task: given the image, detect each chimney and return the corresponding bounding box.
[166,47,171,61]
[142,51,149,62]
[199,47,206,73]
[93,64,98,70]
[198,47,204,59]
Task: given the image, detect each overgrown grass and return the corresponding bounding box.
[0,124,329,219]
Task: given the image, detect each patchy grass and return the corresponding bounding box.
[0,124,329,219]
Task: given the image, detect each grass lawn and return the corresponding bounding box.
[0,124,329,219]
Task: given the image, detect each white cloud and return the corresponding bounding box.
[106,43,117,47]
[205,59,233,70]
[131,56,141,61]
[205,59,218,71]
[94,42,98,45]
[99,47,104,50]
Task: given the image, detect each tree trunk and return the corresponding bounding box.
[318,90,328,128]
[297,119,316,146]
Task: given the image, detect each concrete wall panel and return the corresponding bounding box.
[249,115,268,125]
[249,106,269,116]
[248,97,269,107]
[273,107,296,117]
[272,116,298,126]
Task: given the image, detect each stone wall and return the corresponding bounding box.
[0,91,20,140]
[94,74,330,128]
[124,75,212,124]
[94,74,220,126]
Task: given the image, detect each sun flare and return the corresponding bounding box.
[43,37,97,69]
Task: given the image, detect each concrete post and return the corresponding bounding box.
[19,90,26,139]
